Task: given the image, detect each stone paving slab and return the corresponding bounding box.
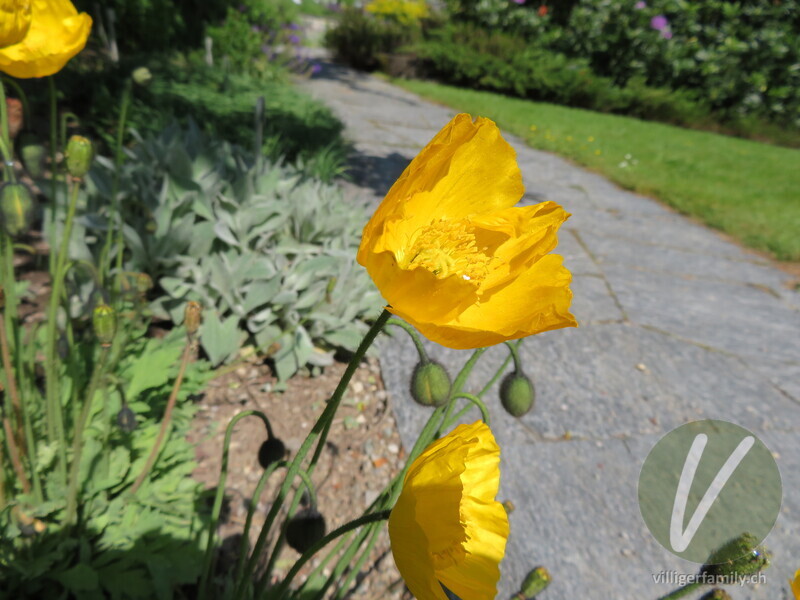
[300,63,800,599]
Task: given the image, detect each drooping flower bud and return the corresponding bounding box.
[65,135,93,178]
[184,301,202,337]
[257,436,286,470]
[699,533,770,583]
[286,508,326,554]
[116,406,137,433]
[499,371,535,417]
[92,303,117,348]
[410,360,451,407]
[16,131,46,178]
[0,182,36,237]
[131,67,152,87]
[515,566,551,599]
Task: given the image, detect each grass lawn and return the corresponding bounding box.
[393,78,800,262]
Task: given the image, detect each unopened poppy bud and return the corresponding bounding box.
[65,135,93,178]
[116,406,136,433]
[92,303,116,347]
[515,566,551,599]
[499,371,535,417]
[184,301,202,336]
[286,508,326,554]
[16,131,46,178]
[257,437,286,469]
[700,590,732,600]
[0,182,36,237]
[410,360,451,407]
[131,66,152,87]
[136,273,153,294]
[699,533,770,582]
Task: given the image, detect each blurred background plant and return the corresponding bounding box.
[326,0,800,145]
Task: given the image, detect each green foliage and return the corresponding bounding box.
[324,7,419,71]
[0,326,212,598]
[414,25,713,127]
[81,124,381,378]
[72,0,229,54]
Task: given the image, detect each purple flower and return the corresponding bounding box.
[650,15,668,31]
[311,63,322,74]
[513,0,526,4]
[661,29,673,39]
[289,34,301,44]
[288,23,301,30]
[634,1,646,9]
[251,24,261,33]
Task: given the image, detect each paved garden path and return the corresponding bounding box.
[300,63,800,599]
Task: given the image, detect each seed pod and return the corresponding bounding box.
[286,508,326,554]
[0,182,36,237]
[131,66,152,87]
[92,303,117,347]
[117,406,137,433]
[700,533,770,582]
[517,566,551,599]
[65,135,93,178]
[257,437,286,470]
[184,301,202,337]
[16,131,46,178]
[499,371,535,417]
[410,361,451,407]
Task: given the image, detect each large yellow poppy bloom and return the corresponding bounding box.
[357,113,576,350]
[0,1,32,48]
[0,0,91,78]
[791,569,800,599]
[388,421,509,600]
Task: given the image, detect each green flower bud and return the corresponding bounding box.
[92,303,117,347]
[131,66,152,87]
[500,371,535,417]
[699,533,770,583]
[184,301,202,337]
[136,273,153,294]
[65,135,93,178]
[286,508,326,554]
[116,406,137,433]
[257,437,286,470]
[410,360,451,407]
[700,590,732,600]
[16,131,46,178]
[516,566,551,599]
[0,182,36,237]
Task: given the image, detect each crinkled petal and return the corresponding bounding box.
[0,0,32,48]
[792,569,800,600]
[0,0,91,78]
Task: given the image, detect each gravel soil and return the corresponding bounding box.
[188,356,411,599]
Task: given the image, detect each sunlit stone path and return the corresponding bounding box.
[300,62,800,599]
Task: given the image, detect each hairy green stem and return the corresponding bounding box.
[451,393,490,424]
[657,582,704,599]
[129,339,192,495]
[387,318,428,362]
[64,347,109,524]
[236,310,390,600]
[43,177,81,488]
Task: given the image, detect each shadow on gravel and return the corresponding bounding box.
[310,60,421,106]
[345,151,410,197]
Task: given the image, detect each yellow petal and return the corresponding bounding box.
[389,422,509,600]
[0,0,32,48]
[792,569,800,600]
[0,0,91,78]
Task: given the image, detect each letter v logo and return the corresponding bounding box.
[638,420,782,563]
[669,433,754,552]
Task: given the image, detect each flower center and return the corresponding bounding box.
[403,219,489,283]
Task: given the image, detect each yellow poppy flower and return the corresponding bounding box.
[791,569,800,599]
[1,1,32,48]
[357,113,576,349]
[0,0,91,78]
[388,421,509,600]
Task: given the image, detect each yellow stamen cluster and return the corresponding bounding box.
[403,219,489,282]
